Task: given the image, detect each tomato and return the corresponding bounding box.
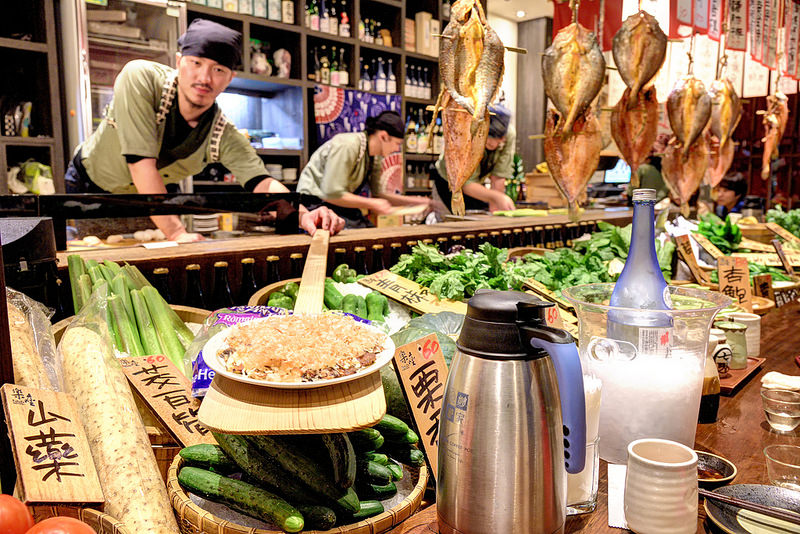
[0,494,34,534]
[25,517,96,534]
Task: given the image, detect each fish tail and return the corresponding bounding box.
[451,189,466,216]
[626,84,641,109]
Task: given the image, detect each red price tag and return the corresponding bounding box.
[146,355,166,364]
[544,305,564,329]
[422,338,440,360]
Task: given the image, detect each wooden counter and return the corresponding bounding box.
[387,301,800,534]
[57,209,632,300]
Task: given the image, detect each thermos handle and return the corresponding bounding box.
[523,326,587,474]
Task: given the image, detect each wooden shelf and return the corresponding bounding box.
[404,49,438,62]
[0,136,56,147]
[405,153,438,161]
[255,148,304,156]
[307,29,356,45]
[359,41,404,55]
[404,96,435,106]
[228,73,306,93]
[0,37,47,53]
[362,0,403,7]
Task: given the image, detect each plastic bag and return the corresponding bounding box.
[56,283,179,533]
[18,159,55,195]
[6,288,59,390]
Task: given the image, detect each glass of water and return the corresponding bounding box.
[761,389,800,432]
[764,445,800,491]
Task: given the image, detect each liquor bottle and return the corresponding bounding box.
[406,240,418,251]
[375,21,383,46]
[319,0,329,33]
[423,66,432,99]
[282,0,294,24]
[320,45,331,84]
[406,162,415,189]
[442,0,451,20]
[465,233,477,250]
[354,246,368,275]
[334,247,347,268]
[404,64,413,96]
[375,57,387,93]
[405,111,418,152]
[238,257,260,305]
[416,66,426,99]
[607,188,673,352]
[359,57,369,90]
[364,18,372,42]
[523,227,535,247]
[421,238,434,246]
[184,264,206,309]
[330,47,339,86]
[489,231,500,245]
[433,117,444,154]
[268,0,281,21]
[211,261,235,310]
[437,237,449,253]
[370,58,377,87]
[152,267,173,304]
[477,232,488,245]
[338,48,349,86]
[501,229,512,248]
[386,58,396,94]
[329,0,338,34]
[290,252,304,278]
[416,109,428,153]
[358,18,366,40]
[313,47,321,82]
[371,244,386,273]
[450,235,463,251]
[513,228,524,247]
[266,255,282,285]
[390,242,403,265]
[339,0,350,36]
[310,0,320,30]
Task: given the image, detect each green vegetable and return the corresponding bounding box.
[67,255,86,314]
[283,282,300,300]
[268,292,295,310]
[130,289,163,355]
[695,214,742,254]
[767,205,800,239]
[296,504,337,530]
[374,414,410,439]
[178,466,304,533]
[77,274,92,314]
[365,291,390,322]
[356,480,397,500]
[87,265,105,287]
[110,274,135,324]
[108,294,144,356]
[321,433,356,490]
[361,452,389,466]
[324,279,344,310]
[341,294,368,319]
[142,286,185,370]
[103,259,122,278]
[356,458,392,485]
[349,428,384,452]
[383,445,425,467]
[179,444,238,474]
[349,500,384,521]
[332,264,352,283]
[386,461,403,481]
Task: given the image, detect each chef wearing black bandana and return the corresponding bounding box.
[65,18,344,241]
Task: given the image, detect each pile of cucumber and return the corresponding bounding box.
[177,414,424,532]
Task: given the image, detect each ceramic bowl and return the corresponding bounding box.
[696,450,737,489]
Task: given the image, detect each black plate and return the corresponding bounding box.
[704,484,800,534]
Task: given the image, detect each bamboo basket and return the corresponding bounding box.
[28,505,131,534]
[248,278,302,307]
[52,304,211,481]
[168,456,429,534]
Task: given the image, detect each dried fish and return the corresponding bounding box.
[709,78,742,150]
[443,102,490,216]
[612,11,667,106]
[611,86,660,185]
[663,134,709,216]
[667,75,712,159]
[761,92,789,180]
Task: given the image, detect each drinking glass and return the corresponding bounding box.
[761,389,800,432]
[764,444,800,491]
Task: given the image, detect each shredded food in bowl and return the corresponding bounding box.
[218,314,386,382]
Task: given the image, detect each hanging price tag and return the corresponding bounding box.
[717,256,753,312]
[771,239,796,276]
[676,235,711,284]
[692,233,726,261]
[707,0,724,40]
[1,385,103,504]
[726,0,748,50]
[766,222,800,244]
[392,333,449,480]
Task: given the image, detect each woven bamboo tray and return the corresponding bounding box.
[28,505,131,534]
[168,455,428,534]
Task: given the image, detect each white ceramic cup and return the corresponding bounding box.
[624,438,698,534]
[727,312,761,357]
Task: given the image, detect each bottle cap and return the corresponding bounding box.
[502,230,512,235]
[354,246,366,252]
[451,235,462,241]
[153,267,169,275]
[372,244,384,250]
[632,188,657,201]
[334,247,347,253]
[390,242,402,248]
[266,255,280,261]
[186,263,201,270]
[214,261,228,268]
[241,257,255,264]
[290,253,303,259]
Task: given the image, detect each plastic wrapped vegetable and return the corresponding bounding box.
[6,288,58,390]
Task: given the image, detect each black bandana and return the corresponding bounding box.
[366,111,404,138]
[178,19,242,70]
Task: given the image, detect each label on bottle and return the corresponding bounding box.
[311,14,320,30]
[638,327,674,356]
[305,11,310,27]
[406,134,417,152]
[331,70,339,86]
[320,14,329,33]
[433,134,444,154]
[340,22,350,36]
[417,134,429,153]
[321,69,331,85]
[329,17,338,34]
[387,79,396,94]
[282,0,294,23]
[376,78,387,93]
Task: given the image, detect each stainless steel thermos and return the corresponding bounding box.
[437,290,586,534]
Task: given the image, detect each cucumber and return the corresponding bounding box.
[247,435,360,513]
[384,446,426,468]
[362,452,389,466]
[374,414,410,438]
[350,500,384,521]
[386,462,403,481]
[178,466,304,533]
[349,428,384,452]
[321,433,356,490]
[296,504,337,530]
[179,444,238,474]
[356,480,397,500]
[356,459,392,485]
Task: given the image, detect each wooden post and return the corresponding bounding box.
[0,235,18,493]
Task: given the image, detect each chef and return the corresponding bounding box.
[432,104,517,214]
[296,111,432,228]
[64,18,344,241]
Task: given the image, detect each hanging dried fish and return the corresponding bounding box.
[612,11,667,106]
[667,75,712,159]
[709,78,742,151]
[761,92,789,180]
[662,134,709,216]
[611,86,660,186]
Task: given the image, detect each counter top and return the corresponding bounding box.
[387,300,799,533]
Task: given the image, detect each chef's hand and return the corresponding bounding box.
[300,206,346,236]
[370,198,394,215]
[489,193,516,213]
[173,231,205,243]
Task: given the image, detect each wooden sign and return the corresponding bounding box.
[771,239,796,276]
[675,235,711,284]
[120,356,214,447]
[0,385,103,504]
[393,333,448,480]
[739,237,779,253]
[358,270,467,315]
[732,252,800,267]
[522,278,574,311]
[753,274,776,302]
[717,256,753,312]
[775,286,800,308]
[766,222,800,244]
[692,233,726,260]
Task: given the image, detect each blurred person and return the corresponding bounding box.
[714,172,748,218]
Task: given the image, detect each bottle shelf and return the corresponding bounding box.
[306,28,356,45]
[0,136,56,147]
[404,96,436,106]
[404,152,438,161]
[404,49,438,62]
[359,41,403,55]
[0,37,47,53]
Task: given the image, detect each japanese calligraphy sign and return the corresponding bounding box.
[763,0,780,69]
[676,235,711,284]
[753,274,776,302]
[734,252,800,266]
[1,385,103,504]
[692,233,726,261]
[717,256,753,312]
[708,0,724,40]
[358,270,468,315]
[771,239,796,276]
[695,0,710,30]
[766,222,800,245]
[751,0,764,62]
[727,0,748,50]
[787,0,800,78]
[120,356,214,447]
[677,0,694,25]
[393,333,448,479]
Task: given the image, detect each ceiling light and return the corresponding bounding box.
[516,10,526,17]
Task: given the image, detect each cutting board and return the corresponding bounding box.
[199,230,387,434]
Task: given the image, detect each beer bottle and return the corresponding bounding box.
[513,228,524,248]
[436,236,448,253]
[371,244,386,273]
[523,227,534,247]
[184,264,206,309]
[266,255,282,285]
[152,267,173,303]
[465,234,476,251]
[406,240,418,252]
[553,225,565,248]
[421,238,434,247]
[238,258,259,305]
[390,242,403,266]
[290,253,304,278]
[334,247,347,269]
[544,225,555,249]
[450,235,462,252]
[489,231,501,246]
[501,229,512,248]
[534,227,545,247]
[477,232,488,246]
[353,246,368,275]
[211,261,235,310]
